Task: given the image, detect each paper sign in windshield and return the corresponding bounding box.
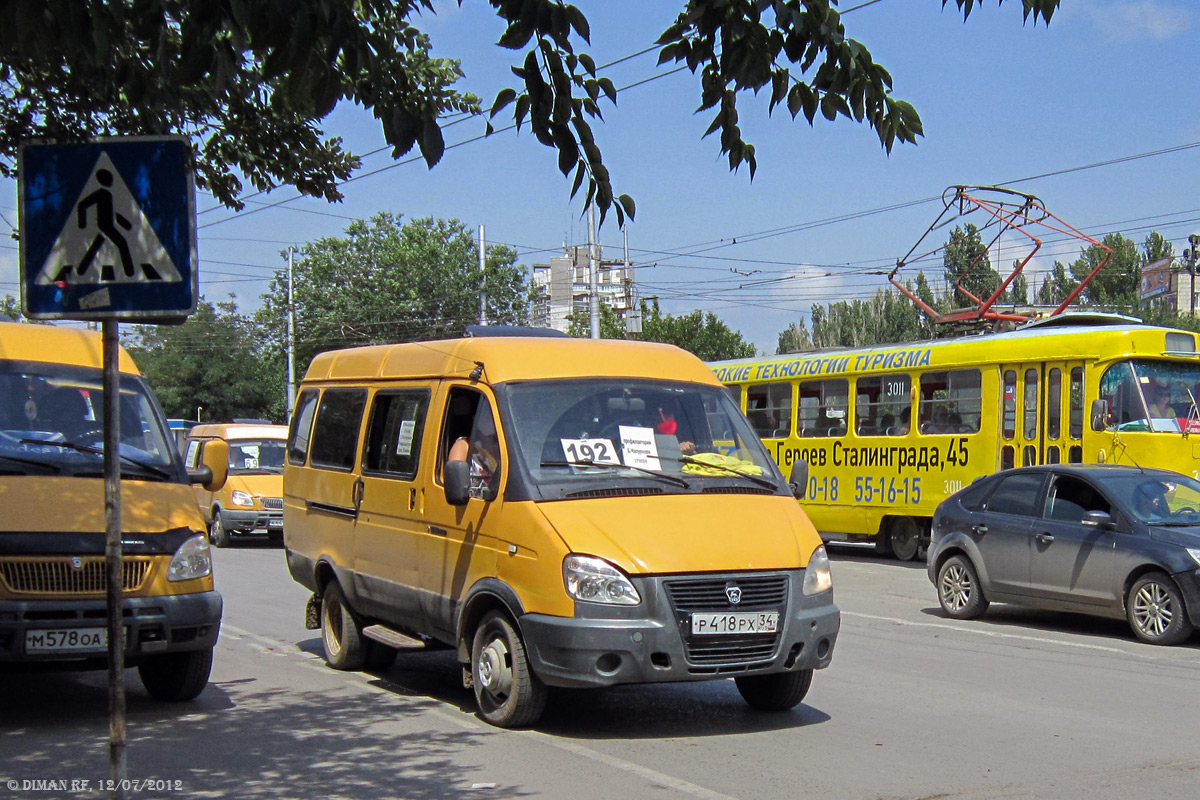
[619,425,660,470]
[560,438,620,465]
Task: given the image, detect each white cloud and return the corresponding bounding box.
[1080,0,1190,42]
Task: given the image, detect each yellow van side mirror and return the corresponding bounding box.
[193,440,228,491]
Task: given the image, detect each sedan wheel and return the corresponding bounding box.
[1127,573,1194,646]
[937,554,989,620]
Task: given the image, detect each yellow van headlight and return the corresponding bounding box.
[231,490,255,507]
[168,534,213,582]
[563,555,641,606]
[802,545,833,596]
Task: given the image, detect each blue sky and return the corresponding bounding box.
[3,0,1199,354]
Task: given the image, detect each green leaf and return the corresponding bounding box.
[617,194,636,222]
[490,87,517,118]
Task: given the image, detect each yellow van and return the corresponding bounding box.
[0,321,227,700]
[284,330,839,727]
[184,422,287,546]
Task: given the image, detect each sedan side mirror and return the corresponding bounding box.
[1081,509,1114,529]
[789,460,809,500]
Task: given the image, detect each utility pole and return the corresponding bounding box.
[587,202,600,339]
[286,247,296,419]
[478,225,487,325]
[1185,234,1200,317]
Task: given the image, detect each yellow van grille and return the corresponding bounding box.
[0,557,151,595]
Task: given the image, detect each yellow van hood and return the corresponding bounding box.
[535,494,816,575]
[0,478,205,533]
[228,473,283,497]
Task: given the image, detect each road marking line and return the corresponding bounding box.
[841,611,1163,657]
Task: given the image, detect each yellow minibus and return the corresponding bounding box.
[284,329,839,727]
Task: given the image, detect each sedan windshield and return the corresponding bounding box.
[1105,472,1200,524]
[503,378,783,498]
[0,361,177,479]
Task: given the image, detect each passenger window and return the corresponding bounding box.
[363,390,430,481]
[983,472,1045,517]
[1046,475,1110,523]
[798,379,848,438]
[288,389,320,465]
[310,389,368,471]
[1047,368,1062,440]
[746,382,792,438]
[855,374,910,436]
[1069,367,1084,438]
[1023,368,1039,439]
[919,369,981,434]
[1002,369,1017,439]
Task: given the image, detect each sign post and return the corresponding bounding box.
[18,136,197,799]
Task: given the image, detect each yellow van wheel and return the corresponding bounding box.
[471,611,547,728]
[208,516,231,548]
[321,582,366,670]
[735,668,812,711]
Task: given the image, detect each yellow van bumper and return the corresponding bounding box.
[518,570,839,689]
[0,591,222,668]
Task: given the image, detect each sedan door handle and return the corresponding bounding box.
[971,524,988,535]
[1036,532,1055,544]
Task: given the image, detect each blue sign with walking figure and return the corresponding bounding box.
[18,136,197,320]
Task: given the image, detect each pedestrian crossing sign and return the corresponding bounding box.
[18,136,197,321]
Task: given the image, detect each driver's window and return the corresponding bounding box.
[1046,476,1110,523]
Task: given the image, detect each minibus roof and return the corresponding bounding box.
[0,320,140,373]
[303,336,719,386]
[189,423,289,439]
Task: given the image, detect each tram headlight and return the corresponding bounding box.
[802,545,833,595]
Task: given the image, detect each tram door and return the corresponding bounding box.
[1000,365,1043,470]
[1042,362,1087,465]
[1000,363,1086,471]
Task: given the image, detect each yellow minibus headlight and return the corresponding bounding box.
[168,534,213,582]
[802,545,833,595]
[563,555,641,606]
[231,490,255,507]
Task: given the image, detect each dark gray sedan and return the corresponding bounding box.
[928,464,1200,645]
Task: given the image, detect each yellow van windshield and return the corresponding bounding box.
[504,378,781,494]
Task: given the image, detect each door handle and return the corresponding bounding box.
[971,524,988,535]
[428,525,447,537]
[1036,532,1054,544]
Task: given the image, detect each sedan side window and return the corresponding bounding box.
[982,473,1046,517]
[1046,475,1111,523]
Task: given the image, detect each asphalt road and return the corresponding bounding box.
[3,542,1199,800]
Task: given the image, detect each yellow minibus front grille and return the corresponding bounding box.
[0,557,151,595]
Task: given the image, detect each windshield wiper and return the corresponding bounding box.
[675,455,780,491]
[20,439,173,481]
[0,452,62,474]
[540,460,690,488]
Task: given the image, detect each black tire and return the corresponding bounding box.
[471,610,547,728]
[209,515,231,548]
[735,668,813,711]
[137,648,213,702]
[321,582,367,670]
[1127,573,1195,645]
[889,517,921,562]
[937,554,989,620]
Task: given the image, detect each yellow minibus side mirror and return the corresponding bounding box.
[195,440,228,491]
[445,459,470,506]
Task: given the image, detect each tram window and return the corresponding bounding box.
[725,384,742,410]
[1046,446,1060,464]
[798,379,848,438]
[1068,445,1082,463]
[1098,362,1143,429]
[919,369,982,434]
[746,382,792,438]
[1069,368,1084,438]
[1023,368,1039,439]
[1047,368,1062,440]
[855,374,910,436]
[1003,370,1017,439]
[1022,444,1037,467]
[1001,444,1014,471]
